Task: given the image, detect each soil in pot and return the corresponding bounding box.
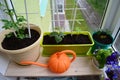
[2,29,40,50]
[43,34,92,44]
[93,32,113,44]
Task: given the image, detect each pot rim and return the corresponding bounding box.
[0,24,41,54]
[92,32,114,45]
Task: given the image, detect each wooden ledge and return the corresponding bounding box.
[5,56,102,77]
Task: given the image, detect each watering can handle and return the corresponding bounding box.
[61,50,76,62]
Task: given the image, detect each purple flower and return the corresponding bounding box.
[105,51,120,80]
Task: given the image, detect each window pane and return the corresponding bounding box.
[0,0,11,31]
[52,0,108,32]
[12,0,51,32]
[11,0,108,32]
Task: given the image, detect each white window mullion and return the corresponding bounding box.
[6,0,17,21]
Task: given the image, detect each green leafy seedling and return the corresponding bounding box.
[50,32,65,43]
[0,1,28,39]
[94,48,112,68]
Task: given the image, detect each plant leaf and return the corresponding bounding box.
[55,35,62,43]
[59,32,65,38]
[50,32,58,37]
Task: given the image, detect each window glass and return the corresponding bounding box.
[102,0,120,52]
[0,0,10,31]
[11,0,108,32]
[12,0,51,32]
[1,0,120,52]
[52,0,109,32]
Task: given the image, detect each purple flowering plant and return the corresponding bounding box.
[105,51,120,80]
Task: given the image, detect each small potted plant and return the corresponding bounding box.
[0,1,41,65]
[91,30,114,52]
[40,27,94,56]
[92,48,112,69]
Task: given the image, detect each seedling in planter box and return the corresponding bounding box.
[50,27,65,43]
[74,27,81,39]
[50,32,65,43]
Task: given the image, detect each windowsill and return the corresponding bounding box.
[5,55,102,77]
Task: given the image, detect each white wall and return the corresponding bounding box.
[0,53,9,75]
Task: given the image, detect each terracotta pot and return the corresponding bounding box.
[0,24,41,65]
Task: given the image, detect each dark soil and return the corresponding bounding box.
[2,29,40,50]
[43,34,92,44]
[93,32,113,44]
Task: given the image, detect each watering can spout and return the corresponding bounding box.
[20,61,48,67]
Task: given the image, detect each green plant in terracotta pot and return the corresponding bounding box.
[0,1,41,65]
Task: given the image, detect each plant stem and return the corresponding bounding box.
[4,0,14,23]
[10,0,17,21]
[4,0,17,37]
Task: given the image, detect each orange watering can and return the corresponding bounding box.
[20,50,76,73]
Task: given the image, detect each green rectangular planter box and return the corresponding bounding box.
[40,31,94,56]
